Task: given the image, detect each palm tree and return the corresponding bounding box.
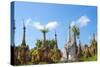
[40,27,49,62]
[71,25,80,54]
[40,27,48,48]
[77,40,83,58]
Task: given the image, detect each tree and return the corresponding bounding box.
[84,44,91,58]
[40,28,48,48]
[36,40,43,48]
[35,39,56,49]
[71,25,80,54]
[91,34,97,55]
[47,40,56,49]
[48,48,62,63]
[77,40,83,58]
[31,48,43,64]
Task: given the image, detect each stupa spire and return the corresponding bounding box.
[55,31,58,49]
[21,20,26,46]
[67,25,71,46]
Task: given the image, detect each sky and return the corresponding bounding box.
[12,1,97,49]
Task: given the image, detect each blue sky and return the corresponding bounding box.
[12,1,97,49]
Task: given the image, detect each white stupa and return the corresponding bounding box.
[60,41,68,62]
[67,25,77,62]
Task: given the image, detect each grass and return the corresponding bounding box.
[79,54,97,62]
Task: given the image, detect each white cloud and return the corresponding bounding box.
[46,21,58,30]
[70,15,91,28]
[33,21,58,31]
[77,15,91,27]
[33,22,44,30]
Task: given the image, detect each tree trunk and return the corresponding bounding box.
[74,34,77,54]
[43,32,46,47]
[73,34,78,61]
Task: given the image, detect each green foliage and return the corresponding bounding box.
[35,39,56,49]
[30,45,62,64]
[47,40,56,49]
[48,48,62,63]
[40,28,48,33]
[36,40,43,48]
[84,44,92,58]
[79,54,97,61]
[71,25,80,39]
[31,48,41,64]
[91,36,97,55]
